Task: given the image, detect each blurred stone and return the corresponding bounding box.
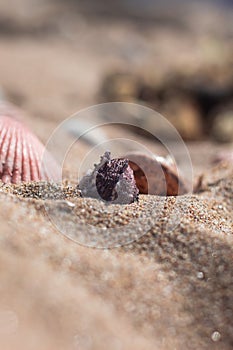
[211,110,233,143]
[161,96,203,140]
[101,72,140,102]
[100,67,233,141]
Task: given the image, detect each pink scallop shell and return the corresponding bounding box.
[0,113,59,184]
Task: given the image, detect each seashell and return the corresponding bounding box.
[123,152,188,196]
[79,151,139,204]
[0,112,59,184]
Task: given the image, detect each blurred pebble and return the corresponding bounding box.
[100,69,233,141]
[211,110,233,143]
[65,200,76,208]
[211,331,221,342]
[196,271,205,279]
[101,72,140,102]
[162,96,203,140]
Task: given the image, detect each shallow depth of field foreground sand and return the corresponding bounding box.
[0,162,232,350]
[0,0,232,348]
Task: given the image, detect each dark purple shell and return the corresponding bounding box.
[79,152,139,204]
[96,158,138,202]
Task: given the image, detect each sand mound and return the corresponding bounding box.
[0,163,232,349]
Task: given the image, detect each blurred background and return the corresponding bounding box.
[0,0,232,147]
[0,3,233,349]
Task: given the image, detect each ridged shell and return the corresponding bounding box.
[123,152,188,196]
[0,113,59,184]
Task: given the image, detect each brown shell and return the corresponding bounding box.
[123,152,188,196]
[0,113,59,184]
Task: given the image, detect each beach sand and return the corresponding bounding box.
[0,161,232,349]
[0,1,232,349]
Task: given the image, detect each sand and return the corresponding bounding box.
[0,1,232,349]
[0,161,232,350]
